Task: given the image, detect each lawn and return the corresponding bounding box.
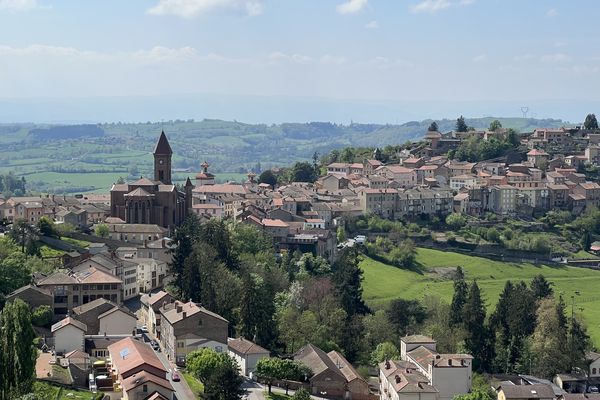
[361,247,600,345]
[183,371,204,399]
[265,392,292,400]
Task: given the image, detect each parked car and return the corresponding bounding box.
[150,341,159,351]
[140,325,149,333]
[172,372,181,382]
[588,386,599,393]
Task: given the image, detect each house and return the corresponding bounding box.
[450,174,478,190]
[107,337,174,400]
[37,268,123,316]
[15,201,45,223]
[136,258,168,293]
[51,317,87,354]
[527,149,550,169]
[358,188,398,218]
[327,350,371,400]
[159,300,228,366]
[227,337,270,376]
[72,298,136,335]
[379,360,438,400]
[395,335,472,400]
[375,165,416,187]
[55,208,88,229]
[496,383,555,400]
[5,284,53,310]
[574,182,600,209]
[295,344,348,398]
[106,223,167,244]
[140,290,174,339]
[586,351,600,379]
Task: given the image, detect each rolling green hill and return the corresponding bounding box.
[0,117,565,193]
[361,248,600,344]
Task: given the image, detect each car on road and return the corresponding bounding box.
[150,340,159,351]
[140,325,149,333]
[172,372,181,382]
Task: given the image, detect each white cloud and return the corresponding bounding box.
[546,8,558,17]
[268,52,313,64]
[365,20,378,29]
[336,0,368,15]
[411,0,451,14]
[459,0,475,5]
[472,54,486,63]
[540,53,571,63]
[147,0,264,18]
[0,0,40,11]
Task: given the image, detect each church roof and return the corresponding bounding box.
[132,177,156,186]
[154,131,173,155]
[125,187,154,197]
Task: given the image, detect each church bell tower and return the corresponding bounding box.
[153,131,173,184]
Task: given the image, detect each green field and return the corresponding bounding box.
[361,248,600,344]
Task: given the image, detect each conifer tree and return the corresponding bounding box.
[530,275,553,300]
[462,281,491,371]
[456,115,468,132]
[450,266,468,326]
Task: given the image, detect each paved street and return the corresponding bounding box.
[154,349,196,400]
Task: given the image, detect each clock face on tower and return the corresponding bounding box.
[159,159,164,165]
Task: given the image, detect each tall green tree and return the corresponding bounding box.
[0,253,32,296]
[462,281,492,372]
[584,113,599,130]
[456,115,468,132]
[568,317,591,372]
[331,248,369,316]
[531,297,569,378]
[238,272,277,349]
[530,275,553,300]
[370,342,400,365]
[258,170,277,186]
[0,299,37,400]
[9,220,39,256]
[428,121,439,132]
[187,348,245,400]
[450,267,468,326]
[387,298,427,337]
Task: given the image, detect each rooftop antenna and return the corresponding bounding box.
[521,106,529,118]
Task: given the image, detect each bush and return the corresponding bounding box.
[31,305,53,327]
[292,388,311,400]
[446,213,467,230]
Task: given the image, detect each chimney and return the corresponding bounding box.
[395,375,401,384]
[447,359,452,366]
[176,305,182,313]
[182,312,187,319]
[385,360,390,370]
[148,292,152,297]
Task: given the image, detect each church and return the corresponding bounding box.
[110,132,192,229]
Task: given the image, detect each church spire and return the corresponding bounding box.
[154,130,173,155]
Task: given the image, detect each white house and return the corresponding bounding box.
[51,317,87,354]
[587,351,600,378]
[98,307,137,336]
[136,258,168,293]
[228,337,270,376]
[380,335,473,400]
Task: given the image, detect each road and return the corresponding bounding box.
[242,379,330,400]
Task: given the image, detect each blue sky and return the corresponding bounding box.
[0,0,599,123]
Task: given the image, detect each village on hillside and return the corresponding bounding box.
[3,118,600,400]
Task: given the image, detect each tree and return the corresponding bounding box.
[0,253,32,296]
[230,223,273,257]
[462,281,491,372]
[9,220,39,256]
[336,226,347,243]
[530,275,553,300]
[31,306,52,327]
[584,113,599,130]
[187,348,244,400]
[387,299,426,337]
[568,318,591,372]
[488,120,502,132]
[255,358,312,394]
[531,297,569,378]
[238,272,277,349]
[116,176,125,184]
[290,162,318,183]
[456,115,468,132]
[370,342,400,365]
[331,248,369,317]
[428,121,439,132]
[446,213,467,230]
[94,223,109,238]
[0,299,37,400]
[36,217,59,238]
[389,239,416,269]
[363,310,396,348]
[258,170,277,187]
[450,267,468,326]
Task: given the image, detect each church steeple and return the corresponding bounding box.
[154,131,172,184]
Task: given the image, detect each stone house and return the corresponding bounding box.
[71,298,135,335]
[140,290,174,340]
[159,300,228,366]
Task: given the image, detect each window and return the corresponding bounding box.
[594,368,597,375]
[198,319,203,327]
[216,346,223,353]
[111,284,117,290]
[143,384,148,393]
[72,295,79,304]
